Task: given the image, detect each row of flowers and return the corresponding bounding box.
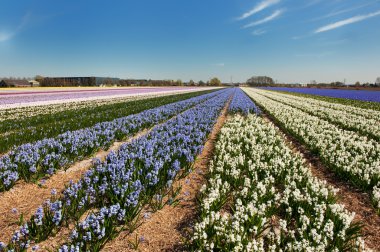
[257,90,380,141]
[0,91,184,122]
[0,90,223,191]
[243,88,380,212]
[0,90,214,154]
[0,89,233,251]
[228,88,261,115]
[192,113,366,251]
[0,87,214,111]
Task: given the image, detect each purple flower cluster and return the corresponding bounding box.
[229,88,260,115]
[0,89,233,251]
[263,87,380,102]
[59,203,124,252]
[0,90,224,191]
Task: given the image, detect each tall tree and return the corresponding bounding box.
[247,76,274,86]
[209,77,221,86]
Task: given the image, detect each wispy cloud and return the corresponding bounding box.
[0,12,31,42]
[237,0,281,20]
[0,31,14,42]
[296,51,334,58]
[243,9,284,28]
[252,29,267,36]
[317,38,348,46]
[213,63,225,67]
[311,1,379,22]
[315,9,380,33]
[292,34,310,40]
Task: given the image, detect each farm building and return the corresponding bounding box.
[0,79,31,87]
[29,80,40,87]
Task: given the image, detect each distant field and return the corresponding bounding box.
[0,86,217,109]
[263,86,380,102]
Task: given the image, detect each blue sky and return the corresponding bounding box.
[0,0,379,83]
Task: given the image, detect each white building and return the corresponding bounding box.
[29,80,40,87]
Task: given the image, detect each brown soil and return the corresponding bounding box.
[101,100,231,252]
[0,130,148,244]
[262,113,380,251]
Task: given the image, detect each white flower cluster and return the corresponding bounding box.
[243,88,380,213]
[254,90,380,140]
[192,114,368,251]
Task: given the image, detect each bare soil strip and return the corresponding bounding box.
[262,112,380,251]
[0,130,148,243]
[101,100,231,252]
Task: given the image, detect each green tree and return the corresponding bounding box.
[209,77,221,86]
[35,75,45,83]
[176,79,183,86]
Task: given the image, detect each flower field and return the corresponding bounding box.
[0,87,213,109]
[243,88,380,212]
[0,87,379,251]
[263,87,380,103]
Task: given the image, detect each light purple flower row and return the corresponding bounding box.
[0,87,207,106]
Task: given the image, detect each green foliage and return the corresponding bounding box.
[209,77,221,86]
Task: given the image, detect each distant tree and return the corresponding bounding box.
[35,75,45,83]
[247,76,274,86]
[198,80,206,86]
[209,77,221,86]
[175,79,183,86]
[331,81,344,86]
[188,79,195,86]
[355,81,361,87]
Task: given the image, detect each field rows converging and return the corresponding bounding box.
[0,89,216,154]
[193,115,366,251]
[0,90,222,191]
[243,88,380,213]
[254,90,380,140]
[0,87,218,109]
[0,87,379,251]
[0,88,233,251]
[189,89,379,251]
